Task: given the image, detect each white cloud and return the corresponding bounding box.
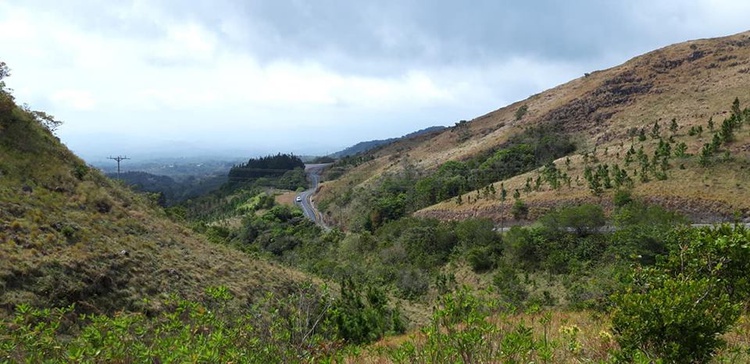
[50,89,96,110]
[148,22,218,65]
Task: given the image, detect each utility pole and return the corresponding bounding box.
[107,155,130,179]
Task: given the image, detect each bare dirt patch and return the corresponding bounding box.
[275,190,298,206]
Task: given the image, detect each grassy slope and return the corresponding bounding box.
[318,30,750,225]
[0,103,312,317]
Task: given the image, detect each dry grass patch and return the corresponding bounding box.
[275,190,298,206]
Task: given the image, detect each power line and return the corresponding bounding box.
[107,155,130,179]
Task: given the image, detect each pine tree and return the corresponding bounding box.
[651,121,661,139]
[731,97,741,118]
[524,177,532,193]
[675,142,688,158]
[669,118,679,134]
[638,128,647,142]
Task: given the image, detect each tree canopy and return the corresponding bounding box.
[228,153,305,180]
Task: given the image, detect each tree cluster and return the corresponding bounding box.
[228,153,305,180]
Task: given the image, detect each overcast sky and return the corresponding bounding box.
[2,1,749,161]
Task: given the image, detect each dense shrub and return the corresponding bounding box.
[540,203,606,236]
[467,246,498,272]
[511,199,529,220]
[612,277,739,363]
[659,225,750,301]
[610,201,687,265]
[395,268,430,299]
[493,264,528,306]
[611,225,749,363]
[332,279,405,344]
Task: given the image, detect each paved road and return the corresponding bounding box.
[296,164,331,229]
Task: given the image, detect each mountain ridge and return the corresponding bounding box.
[330,126,446,158]
[317,30,750,228]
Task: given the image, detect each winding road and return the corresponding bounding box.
[296,164,330,229]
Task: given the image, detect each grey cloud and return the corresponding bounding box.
[10,0,743,75]
[147,0,699,74]
[204,1,640,64]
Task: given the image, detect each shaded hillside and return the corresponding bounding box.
[317,31,750,228]
[0,85,312,316]
[330,126,446,158]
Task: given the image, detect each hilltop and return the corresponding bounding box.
[0,85,313,316]
[330,126,446,158]
[318,31,750,228]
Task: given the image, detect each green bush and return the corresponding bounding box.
[540,203,605,236]
[511,199,529,220]
[332,279,404,344]
[455,218,499,248]
[612,277,739,363]
[610,201,687,265]
[613,200,686,228]
[467,246,498,273]
[658,225,750,302]
[395,268,430,299]
[385,289,562,363]
[613,189,633,207]
[611,225,750,363]
[72,163,89,180]
[503,226,544,270]
[493,264,528,306]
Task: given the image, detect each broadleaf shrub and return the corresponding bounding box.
[611,225,749,363]
[332,279,404,344]
[612,277,738,363]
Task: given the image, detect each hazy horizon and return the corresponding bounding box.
[2,1,749,162]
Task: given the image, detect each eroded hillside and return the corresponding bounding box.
[318,31,750,227]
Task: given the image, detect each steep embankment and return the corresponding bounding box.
[319,31,750,226]
[0,92,312,316]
